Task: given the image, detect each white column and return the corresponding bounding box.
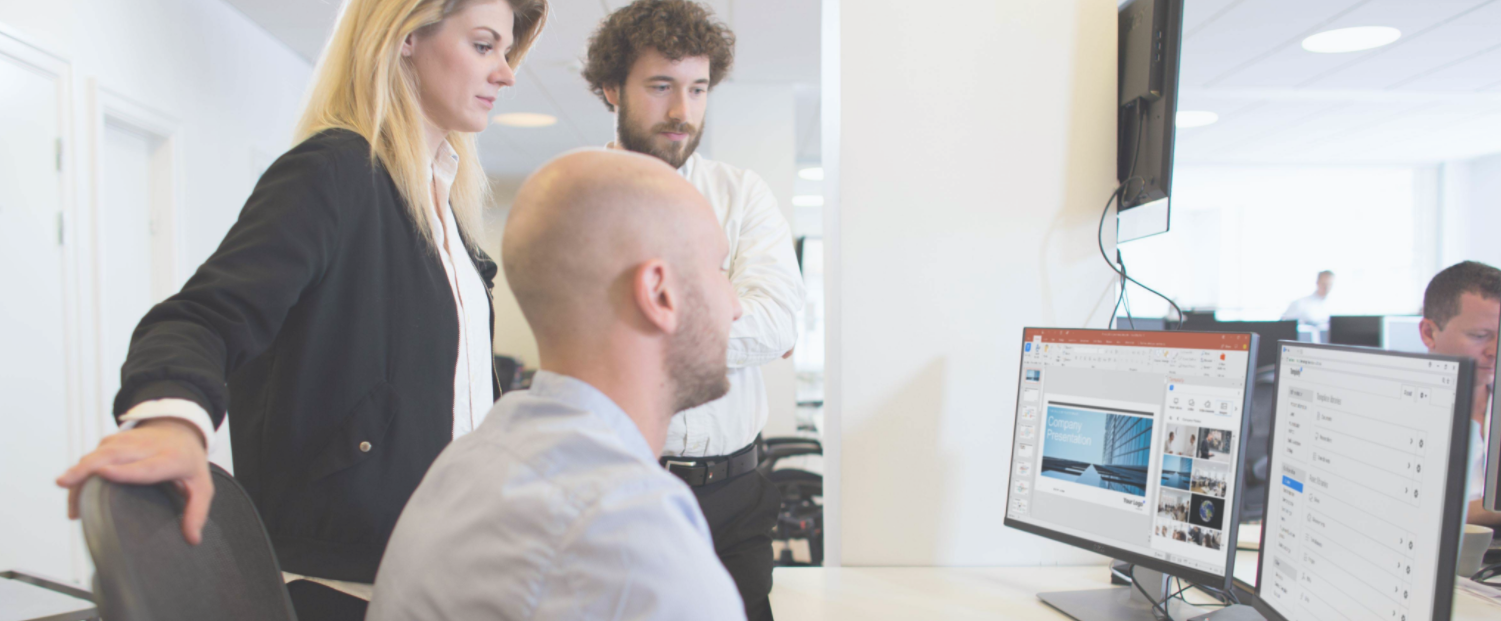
[829,0,1120,566]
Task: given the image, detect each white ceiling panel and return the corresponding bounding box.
[1176,0,1501,164]
[1210,0,1494,89]
[1179,0,1363,87]
[1396,44,1501,91]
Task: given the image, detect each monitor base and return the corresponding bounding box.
[1039,586,1206,621]
[1039,567,1206,621]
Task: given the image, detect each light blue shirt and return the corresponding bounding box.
[367,371,746,621]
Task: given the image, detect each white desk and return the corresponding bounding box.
[770,565,1501,620]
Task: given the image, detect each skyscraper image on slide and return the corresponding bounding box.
[1039,404,1153,496]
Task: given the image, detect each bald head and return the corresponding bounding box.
[503,149,722,344]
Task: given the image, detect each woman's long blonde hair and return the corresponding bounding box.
[295,0,547,252]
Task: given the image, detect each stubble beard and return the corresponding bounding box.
[664,282,731,414]
[616,92,704,170]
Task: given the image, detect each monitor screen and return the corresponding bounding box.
[1255,343,1472,621]
[1004,328,1256,586]
[1328,315,1384,348]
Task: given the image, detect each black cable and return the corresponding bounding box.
[1096,104,1185,330]
[1128,564,1176,620]
[1118,249,1137,329]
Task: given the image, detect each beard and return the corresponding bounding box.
[616,92,704,170]
[664,282,731,414]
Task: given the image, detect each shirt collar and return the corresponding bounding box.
[526,371,656,463]
[432,139,460,192]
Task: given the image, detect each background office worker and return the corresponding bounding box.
[370,149,747,620]
[584,2,806,618]
[1281,269,1335,330]
[53,0,548,618]
[1419,261,1501,528]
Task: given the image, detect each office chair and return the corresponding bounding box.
[80,464,297,621]
[758,436,824,566]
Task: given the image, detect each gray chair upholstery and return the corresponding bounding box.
[80,464,296,621]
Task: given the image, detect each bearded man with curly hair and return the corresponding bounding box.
[585,2,807,619]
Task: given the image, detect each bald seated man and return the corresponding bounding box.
[367,149,748,620]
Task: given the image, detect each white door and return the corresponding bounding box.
[0,46,74,579]
[97,122,158,430]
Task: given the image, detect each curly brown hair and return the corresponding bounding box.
[583,0,735,112]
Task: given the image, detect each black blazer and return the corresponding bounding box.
[114,129,500,582]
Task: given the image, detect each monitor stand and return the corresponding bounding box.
[1038,566,1207,621]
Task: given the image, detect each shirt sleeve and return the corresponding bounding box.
[725,171,806,370]
[536,482,748,621]
[113,141,345,427]
[117,398,215,450]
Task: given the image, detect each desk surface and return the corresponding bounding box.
[769,565,1501,621]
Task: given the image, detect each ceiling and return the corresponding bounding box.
[223,0,820,179]
[1174,0,1501,165]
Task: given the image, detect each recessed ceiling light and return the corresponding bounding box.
[791,195,824,207]
[492,112,557,128]
[1176,110,1219,129]
[798,167,824,181]
[1301,26,1401,54]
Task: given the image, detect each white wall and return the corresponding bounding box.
[1441,153,1501,270]
[828,0,1120,566]
[0,0,310,583]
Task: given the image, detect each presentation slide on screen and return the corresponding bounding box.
[1038,403,1154,513]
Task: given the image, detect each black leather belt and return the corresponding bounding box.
[660,441,759,488]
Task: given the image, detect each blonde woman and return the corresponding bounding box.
[56,0,547,617]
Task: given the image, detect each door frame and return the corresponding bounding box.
[85,81,185,447]
[0,23,85,583]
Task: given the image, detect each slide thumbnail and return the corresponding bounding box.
[1160,454,1192,491]
[1190,459,1230,498]
[1197,429,1234,463]
[1162,423,1198,458]
[1188,493,1225,530]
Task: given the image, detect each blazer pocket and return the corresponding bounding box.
[306,381,399,482]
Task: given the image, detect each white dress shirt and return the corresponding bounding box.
[367,371,747,621]
[120,140,493,599]
[664,152,806,458]
[1280,293,1330,329]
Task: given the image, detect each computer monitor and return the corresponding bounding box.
[1115,0,1184,242]
[1384,315,1428,354]
[1328,315,1384,348]
[1115,317,1166,332]
[1254,343,1473,621]
[1488,332,1501,514]
[1004,328,1258,620]
[1181,319,1299,374]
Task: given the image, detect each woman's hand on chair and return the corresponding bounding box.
[56,418,214,545]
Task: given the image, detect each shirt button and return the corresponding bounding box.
[359,441,372,452]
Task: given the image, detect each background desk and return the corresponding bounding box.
[769,566,1501,620]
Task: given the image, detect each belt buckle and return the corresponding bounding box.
[665,460,696,470]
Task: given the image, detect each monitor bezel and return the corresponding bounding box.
[1002,327,1260,592]
[1488,329,1500,514]
[1251,340,1474,621]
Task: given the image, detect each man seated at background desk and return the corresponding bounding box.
[1281,269,1335,331]
[1419,261,1500,527]
[366,149,747,620]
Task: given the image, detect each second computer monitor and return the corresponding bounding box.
[1254,343,1473,621]
[1004,328,1258,590]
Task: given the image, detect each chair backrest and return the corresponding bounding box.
[80,464,297,621]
